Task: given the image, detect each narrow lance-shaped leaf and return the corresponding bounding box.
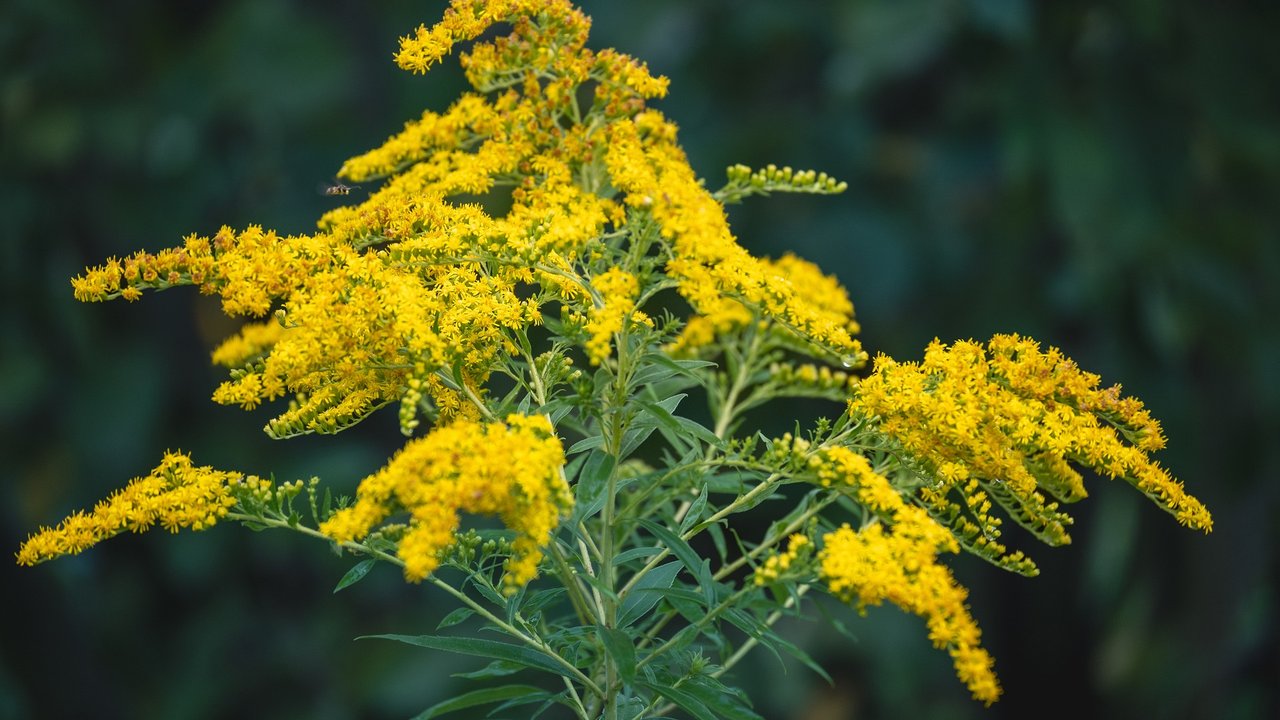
[618,561,681,628]
[361,634,574,678]
[597,625,637,685]
[333,559,376,593]
[412,684,548,720]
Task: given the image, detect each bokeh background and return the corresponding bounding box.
[3,1,1277,718]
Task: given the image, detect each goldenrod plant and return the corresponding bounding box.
[19,1,1212,716]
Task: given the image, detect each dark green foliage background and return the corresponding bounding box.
[2,1,1275,718]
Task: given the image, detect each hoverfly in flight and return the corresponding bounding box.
[319,180,360,197]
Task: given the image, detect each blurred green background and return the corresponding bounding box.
[3,1,1277,718]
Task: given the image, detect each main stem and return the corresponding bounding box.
[597,328,634,720]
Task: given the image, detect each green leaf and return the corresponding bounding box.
[634,396,689,434]
[681,675,765,720]
[620,424,661,459]
[621,394,688,458]
[675,415,723,448]
[679,487,709,534]
[436,607,474,631]
[657,586,707,623]
[637,681,717,720]
[567,435,603,454]
[574,570,621,605]
[547,400,575,426]
[451,660,523,680]
[775,637,833,684]
[597,626,637,685]
[639,520,705,593]
[522,588,567,617]
[750,623,833,684]
[722,605,764,633]
[361,634,573,678]
[613,547,663,565]
[618,561,681,628]
[816,602,860,643]
[698,558,716,607]
[492,689,566,717]
[631,355,716,386]
[412,684,546,720]
[630,358,677,387]
[706,521,728,561]
[332,559,376,593]
[574,449,615,505]
[467,577,509,607]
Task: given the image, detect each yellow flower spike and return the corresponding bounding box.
[584,268,651,365]
[318,414,569,589]
[851,334,1212,535]
[820,521,1000,706]
[17,453,244,566]
[605,118,864,365]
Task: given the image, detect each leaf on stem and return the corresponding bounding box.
[597,625,637,685]
[332,559,376,593]
[361,634,575,678]
[436,607,475,630]
[618,561,681,628]
[412,684,548,720]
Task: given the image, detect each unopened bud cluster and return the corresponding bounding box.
[769,362,854,392]
[443,528,516,568]
[725,163,848,195]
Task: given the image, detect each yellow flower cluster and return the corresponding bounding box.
[813,446,1001,705]
[16,453,243,566]
[338,94,496,182]
[584,268,651,365]
[210,319,286,368]
[851,334,1213,554]
[75,223,539,436]
[69,0,868,440]
[669,253,861,359]
[605,116,866,366]
[318,415,570,589]
[393,0,666,102]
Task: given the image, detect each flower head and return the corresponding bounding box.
[319,414,570,590]
[17,453,244,566]
[851,334,1213,538]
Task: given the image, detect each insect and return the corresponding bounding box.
[319,180,359,196]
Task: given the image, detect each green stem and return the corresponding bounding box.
[631,492,835,654]
[713,325,765,439]
[618,471,784,599]
[516,330,549,407]
[598,321,639,720]
[562,677,591,720]
[548,541,596,627]
[664,327,766,536]
[635,584,753,670]
[713,584,810,679]
[459,376,498,422]
[711,493,837,582]
[648,586,811,718]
